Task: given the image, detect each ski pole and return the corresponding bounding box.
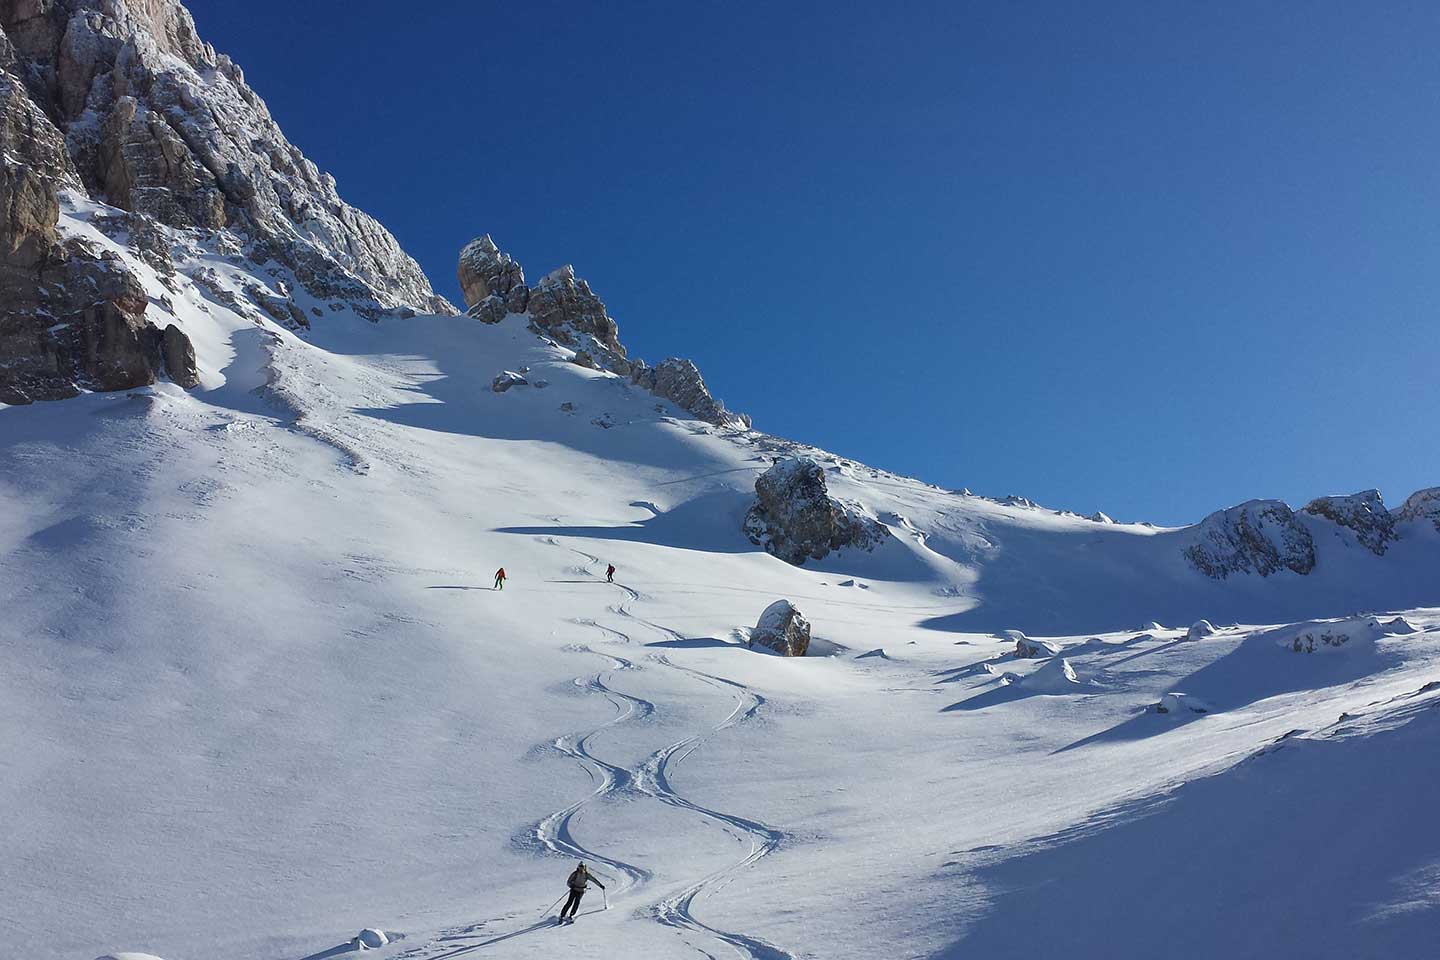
[540,891,566,920]
[603,888,609,910]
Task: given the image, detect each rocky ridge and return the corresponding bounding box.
[457,233,748,428]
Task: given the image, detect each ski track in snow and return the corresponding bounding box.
[395,541,792,960]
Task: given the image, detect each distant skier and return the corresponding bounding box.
[494,567,506,590]
[558,862,605,922]
[605,563,615,583]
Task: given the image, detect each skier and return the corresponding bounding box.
[494,567,506,590]
[558,861,605,923]
[605,563,615,583]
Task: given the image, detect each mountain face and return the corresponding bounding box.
[0,0,452,403]
[3,5,1440,960]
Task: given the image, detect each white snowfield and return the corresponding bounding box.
[4,200,1440,960]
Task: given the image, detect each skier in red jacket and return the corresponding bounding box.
[605,564,615,583]
[494,567,506,590]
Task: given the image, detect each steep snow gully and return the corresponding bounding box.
[394,541,792,960]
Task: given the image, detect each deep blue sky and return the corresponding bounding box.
[188,1,1439,524]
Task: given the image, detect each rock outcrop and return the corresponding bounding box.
[1394,487,1440,532]
[635,357,748,428]
[750,599,810,657]
[1183,499,1316,579]
[454,233,749,427]
[743,457,890,565]
[0,0,452,325]
[1302,490,1396,555]
[1,50,196,402]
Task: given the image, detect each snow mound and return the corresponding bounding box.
[1141,621,1166,632]
[1187,619,1218,641]
[1019,662,1077,690]
[1156,692,1211,715]
[96,955,169,960]
[857,648,892,660]
[1003,657,1084,693]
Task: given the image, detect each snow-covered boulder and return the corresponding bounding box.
[1394,487,1440,532]
[354,928,390,949]
[744,457,891,565]
[1187,619,1218,641]
[1089,511,1114,523]
[1183,499,1316,579]
[491,371,528,393]
[458,234,527,314]
[1156,692,1211,715]
[1014,635,1063,658]
[1303,490,1396,555]
[750,599,811,656]
[95,954,169,960]
[1263,615,1416,655]
[1140,621,1166,632]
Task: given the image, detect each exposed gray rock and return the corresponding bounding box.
[1303,490,1395,555]
[0,0,453,323]
[571,349,596,369]
[527,264,622,355]
[648,357,748,428]
[1014,636,1062,658]
[750,599,810,657]
[458,235,525,312]
[467,293,508,325]
[161,321,197,387]
[244,282,308,330]
[1184,499,1316,579]
[491,370,527,393]
[744,456,891,565]
[1394,487,1440,532]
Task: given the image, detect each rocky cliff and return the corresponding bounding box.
[1,0,452,403]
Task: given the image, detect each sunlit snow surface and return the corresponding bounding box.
[4,200,1439,960]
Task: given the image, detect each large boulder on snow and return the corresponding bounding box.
[458,235,528,314]
[491,370,528,392]
[1302,490,1396,555]
[1394,487,1440,532]
[750,599,810,656]
[744,457,891,565]
[1183,499,1316,579]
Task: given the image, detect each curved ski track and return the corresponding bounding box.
[394,542,793,960]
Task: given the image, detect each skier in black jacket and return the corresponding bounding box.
[559,862,605,922]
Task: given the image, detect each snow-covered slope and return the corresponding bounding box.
[3,195,1439,960]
